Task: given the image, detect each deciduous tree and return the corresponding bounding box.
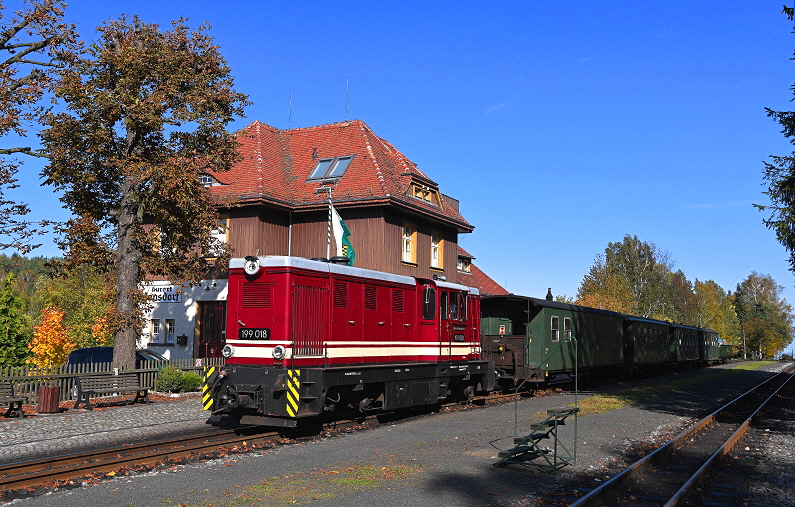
[0,0,79,252]
[40,16,248,369]
[734,272,793,358]
[575,254,634,313]
[27,304,73,367]
[605,235,673,317]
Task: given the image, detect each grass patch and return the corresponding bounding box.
[730,360,778,371]
[541,361,778,419]
[191,464,423,507]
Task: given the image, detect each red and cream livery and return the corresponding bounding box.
[207,256,494,427]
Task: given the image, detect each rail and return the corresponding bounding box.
[568,363,795,506]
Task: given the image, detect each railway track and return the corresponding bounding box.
[568,363,795,507]
[0,392,517,497]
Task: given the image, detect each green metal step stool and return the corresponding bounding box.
[492,405,579,473]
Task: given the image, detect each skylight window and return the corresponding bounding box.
[307,155,354,181]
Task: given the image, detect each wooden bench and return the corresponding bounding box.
[73,373,150,410]
[1,381,28,418]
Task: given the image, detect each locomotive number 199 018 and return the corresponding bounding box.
[239,328,270,340]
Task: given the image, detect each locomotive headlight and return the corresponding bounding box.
[272,345,286,360]
[222,344,235,359]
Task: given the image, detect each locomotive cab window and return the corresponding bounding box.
[551,316,560,342]
[422,287,436,320]
[440,291,449,320]
[449,292,459,320]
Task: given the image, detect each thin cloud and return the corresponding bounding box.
[484,102,510,114]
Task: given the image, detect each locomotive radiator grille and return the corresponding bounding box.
[286,369,301,417]
[202,366,217,411]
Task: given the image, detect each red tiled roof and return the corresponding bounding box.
[212,120,472,231]
[459,263,510,296]
[457,245,475,259]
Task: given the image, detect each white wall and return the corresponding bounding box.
[140,279,228,360]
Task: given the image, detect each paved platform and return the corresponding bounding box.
[1,363,791,507]
[0,394,208,464]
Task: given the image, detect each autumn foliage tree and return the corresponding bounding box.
[40,16,249,369]
[575,254,634,313]
[27,304,73,367]
[0,0,79,252]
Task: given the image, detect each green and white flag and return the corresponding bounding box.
[329,202,356,266]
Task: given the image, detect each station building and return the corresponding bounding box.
[141,120,507,360]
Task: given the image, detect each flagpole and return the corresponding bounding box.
[326,189,332,259]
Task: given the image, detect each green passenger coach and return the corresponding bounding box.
[481,295,625,388]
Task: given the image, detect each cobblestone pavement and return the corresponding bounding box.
[0,395,208,463]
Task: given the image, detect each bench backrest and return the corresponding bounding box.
[77,373,142,390]
[0,381,16,397]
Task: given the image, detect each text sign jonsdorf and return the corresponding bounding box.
[149,286,182,303]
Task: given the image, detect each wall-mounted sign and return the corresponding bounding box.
[149,286,183,303]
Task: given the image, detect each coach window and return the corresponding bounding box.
[422,287,436,320]
[564,317,572,338]
[616,323,622,342]
[440,291,449,320]
[551,316,560,342]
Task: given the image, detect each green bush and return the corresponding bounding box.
[155,365,184,392]
[181,371,202,391]
[155,365,203,392]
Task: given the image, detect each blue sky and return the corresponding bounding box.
[6,1,795,304]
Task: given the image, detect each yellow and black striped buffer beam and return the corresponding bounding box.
[286,369,300,417]
[202,366,218,411]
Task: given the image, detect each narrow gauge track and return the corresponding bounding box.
[569,363,795,507]
[0,426,278,494]
[0,391,520,496]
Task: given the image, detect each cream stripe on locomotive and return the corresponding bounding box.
[226,341,481,359]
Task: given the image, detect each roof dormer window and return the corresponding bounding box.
[307,155,355,181]
[199,174,217,187]
[408,182,440,206]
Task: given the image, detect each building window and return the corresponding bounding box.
[402,221,416,264]
[408,183,439,206]
[206,213,228,258]
[551,316,559,342]
[165,319,176,345]
[199,174,214,186]
[307,155,354,181]
[430,231,443,269]
[150,319,161,344]
[457,257,471,273]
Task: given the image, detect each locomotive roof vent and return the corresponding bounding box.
[329,256,351,266]
[546,288,553,301]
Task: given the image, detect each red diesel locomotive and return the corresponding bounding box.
[207,256,494,427]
